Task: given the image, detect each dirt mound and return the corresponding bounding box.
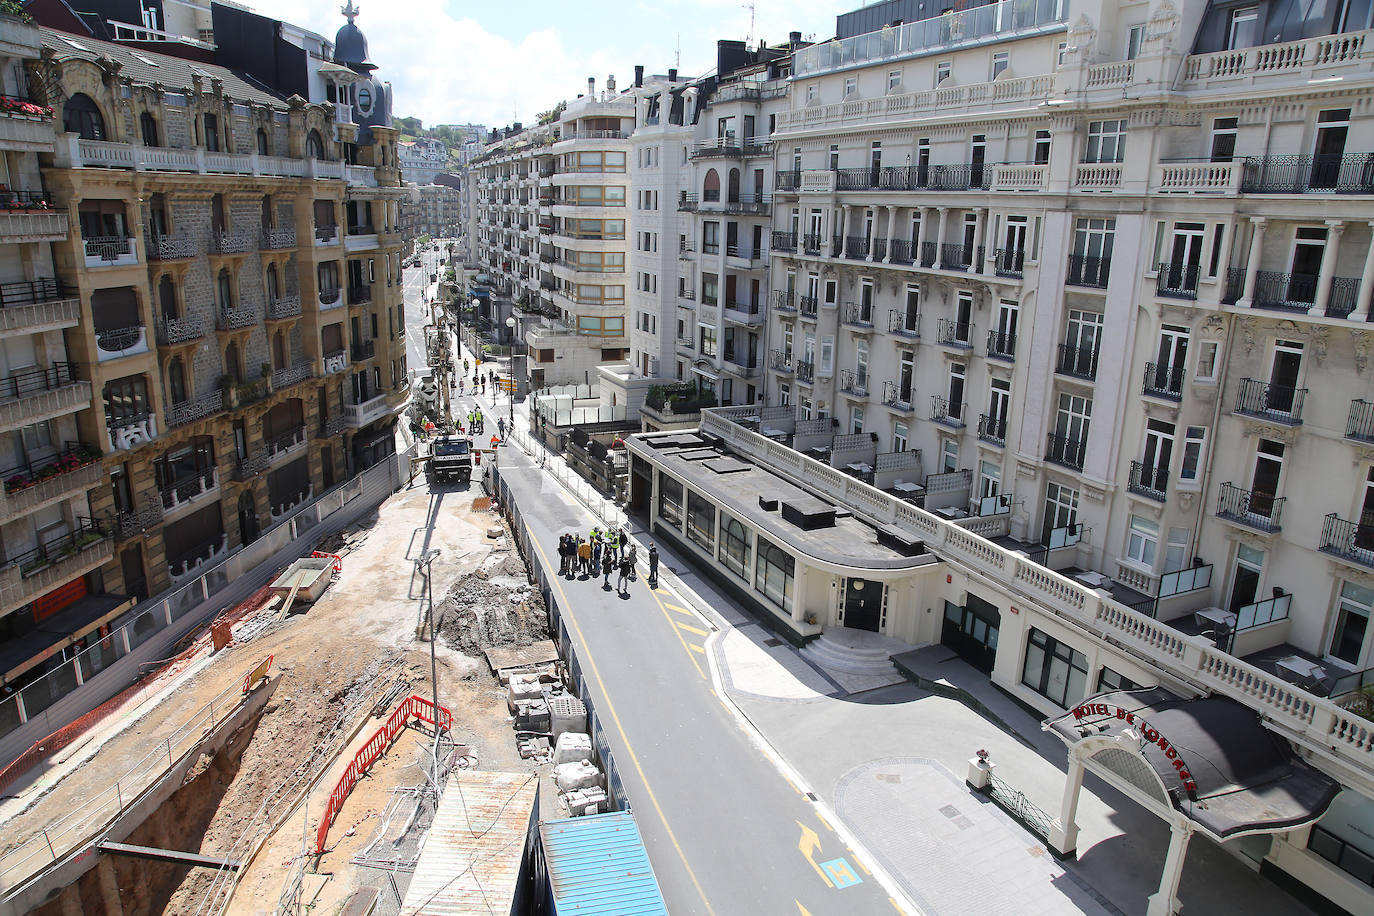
[435,550,548,661]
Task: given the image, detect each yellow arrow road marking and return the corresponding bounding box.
[797,820,834,888]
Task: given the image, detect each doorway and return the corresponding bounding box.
[121,546,147,600]
[843,578,885,632]
[941,594,1000,673]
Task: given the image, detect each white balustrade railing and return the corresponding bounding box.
[1152,161,1241,195]
[694,409,1374,783]
[70,138,347,181]
[1181,29,1369,86]
[778,73,1055,134]
[1084,60,1134,89]
[1073,163,1122,190]
[989,163,1046,191]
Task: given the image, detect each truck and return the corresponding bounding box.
[429,435,472,484]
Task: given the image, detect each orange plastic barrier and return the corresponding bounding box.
[314,694,452,855]
[310,551,343,572]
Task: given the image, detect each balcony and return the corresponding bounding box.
[345,226,379,252]
[977,413,1006,446]
[842,302,874,330]
[1240,154,1374,194]
[1056,344,1098,381]
[1347,399,1374,443]
[0,444,103,518]
[261,227,296,249]
[159,469,218,514]
[1152,161,1241,195]
[211,231,255,255]
[166,391,224,429]
[888,309,919,339]
[317,415,344,439]
[772,290,796,314]
[147,234,196,261]
[217,305,258,331]
[1045,433,1087,472]
[169,533,228,586]
[83,235,138,268]
[769,350,793,374]
[930,396,964,429]
[796,360,815,384]
[343,393,390,427]
[348,284,373,306]
[1065,254,1110,289]
[1128,460,1168,502]
[799,296,819,320]
[0,522,114,605]
[265,424,309,464]
[994,248,1024,279]
[775,169,800,191]
[937,318,971,349]
[1245,270,1361,317]
[95,324,149,362]
[802,233,823,256]
[1319,513,1374,570]
[1217,482,1284,533]
[675,336,695,357]
[888,239,913,265]
[0,280,77,337]
[1235,378,1306,425]
[0,191,66,243]
[722,300,763,324]
[314,225,340,246]
[839,368,868,398]
[0,363,87,434]
[267,296,302,320]
[843,236,870,260]
[940,243,974,271]
[271,361,313,390]
[1155,262,1200,300]
[1142,362,1184,400]
[772,232,796,253]
[106,411,156,451]
[350,339,376,361]
[882,381,914,413]
[986,330,1016,361]
[723,350,760,378]
[318,287,343,309]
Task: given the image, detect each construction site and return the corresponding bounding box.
[0,466,612,915]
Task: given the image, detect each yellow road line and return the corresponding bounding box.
[529,532,715,914]
[690,643,706,654]
[643,581,707,679]
[676,622,709,637]
[664,603,693,615]
[814,811,834,833]
[890,897,906,913]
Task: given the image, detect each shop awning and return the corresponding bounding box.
[1045,687,1340,839]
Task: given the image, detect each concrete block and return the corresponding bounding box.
[548,695,587,741]
[514,698,549,733]
[507,673,542,713]
[553,760,604,793]
[553,731,592,765]
[561,785,608,816]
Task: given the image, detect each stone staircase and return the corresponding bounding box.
[801,627,915,691]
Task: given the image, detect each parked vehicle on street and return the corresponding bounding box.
[429,436,472,484]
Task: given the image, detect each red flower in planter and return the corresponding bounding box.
[5,474,33,492]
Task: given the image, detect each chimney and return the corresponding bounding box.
[607,74,616,93]
[588,76,596,97]
[789,30,802,50]
[634,65,644,88]
[668,67,678,82]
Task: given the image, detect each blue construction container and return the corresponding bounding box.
[538,810,668,915]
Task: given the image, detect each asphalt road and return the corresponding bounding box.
[496,447,905,916]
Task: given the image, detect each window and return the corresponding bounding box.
[307,129,325,159]
[1228,7,1259,50]
[828,144,839,171]
[935,61,951,86]
[1096,666,1139,693]
[942,438,959,473]
[718,512,751,579]
[1084,120,1126,163]
[1126,25,1145,60]
[1042,481,1080,545]
[820,335,833,374]
[1210,117,1238,163]
[1164,527,1189,573]
[1330,581,1374,665]
[140,111,159,147]
[63,93,105,140]
[1126,515,1160,567]
[658,473,683,527]
[1180,426,1207,483]
[103,375,150,426]
[893,421,908,453]
[686,490,716,553]
[851,406,864,435]
[991,51,1009,80]
[754,535,795,611]
[203,113,220,152]
[1055,41,1068,68]
[1033,130,1051,165]
[844,76,858,97]
[887,69,902,92]
[1022,628,1089,707]
[1196,341,1219,381]
[1307,790,1374,889]
[256,128,269,156]
[806,84,817,103]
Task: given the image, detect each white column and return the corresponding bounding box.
[883,206,897,263]
[934,207,948,266]
[1310,219,1346,316]
[840,205,853,258]
[1145,820,1193,916]
[918,206,932,263]
[1048,753,1084,856]
[973,207,989,274]
[866,207,877,263]
[1238,217,1266,308]
[1352,221,1374,321]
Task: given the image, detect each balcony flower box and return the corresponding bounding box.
[0,94,53,120]
[2,444,101,493]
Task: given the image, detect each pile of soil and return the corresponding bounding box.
[435,551,548,661]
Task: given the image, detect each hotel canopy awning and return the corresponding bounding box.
[1042,687,1340,916]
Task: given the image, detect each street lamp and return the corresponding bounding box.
[504,317,517,426]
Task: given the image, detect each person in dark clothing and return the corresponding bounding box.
[601,552,614,589]
[592,535,602,572]
[617,555,633,594]
[647,543,659,589]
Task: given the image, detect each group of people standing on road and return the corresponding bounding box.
[558,528,658,596]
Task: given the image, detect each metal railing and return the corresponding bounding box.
[994,247,1024,278]
[799,295,819,319]
[843,236,870,259]
[1320,513,1374,569]
[978,413,1007,446]
[1128,460,1167,501]
[0,362,80,400]
[843,302,873,327]
[1156,262,1201,299]
[3,519,111,578]
[772,231,796,253]
[147,234,196,260]
[166,391,223,428]
[159,469,217,510]
[802,233,823,255]
[882,380,913,411]
[350,339,375,361]
[211,231,255,255]
[889,239,913,264]
[1235,377,1306,423]
[889,309,919,338]
[0,278,68,308]
[1347,399,1374,443]
[348,284,373,305]
[937,318,971,348]
[1045,433,1087,471]
[217,305,257,330]
[0,442,99,494]
[796,360,814,383]
[1217,482,1284,532]
[940,243,972,270]
[267,296,302,320]
[775,169,800,191]
[839,368,868,396]
[1056,343,1098,381]
[1240,153,1374,194]
[1142,362,1184,399]
[83,235,134,262]
[769,349,792,372]
[95,325,144,355]
[986,330,1016,360]
[772,290,796,313]
[930,395,964,428]
[1066,254,1110,289]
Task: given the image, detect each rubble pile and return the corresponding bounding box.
[435,551,548,658]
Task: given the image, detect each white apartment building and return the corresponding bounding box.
[714,0,1374,912]
[398,138,449,185]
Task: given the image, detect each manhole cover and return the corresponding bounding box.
[764,638,782,647]
[939,804,961,818]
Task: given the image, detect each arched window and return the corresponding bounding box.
[216,268,233,311]
[728,168,741,203]
[157,274,177,320]
[224,341,242,383]
[754,535,795,611]
[703,168,721,202]
[266,263,279,301]
[202,113,219,151]
[307,129,325,160]
[140,111,159,147]
[717,512,751,579]
[256,128,269,156]
[63,93,105,140]
[167,357,187,405]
